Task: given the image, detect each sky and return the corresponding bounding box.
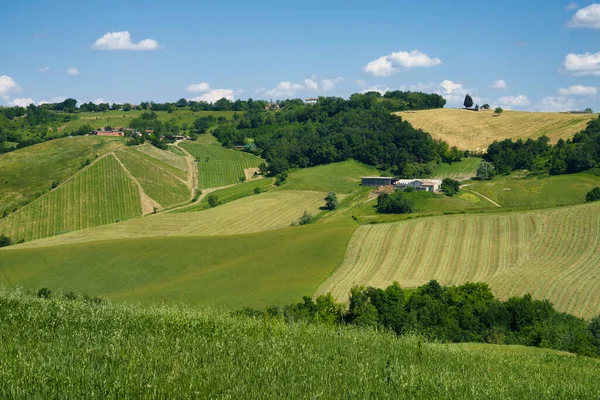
[1,0,600,111]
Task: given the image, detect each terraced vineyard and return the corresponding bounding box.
[0,155,141,241]
[133,144,188,173]
[316,202,600,318]
[115,149,190,208]
[180,142,263,188]
[15,190,330,248]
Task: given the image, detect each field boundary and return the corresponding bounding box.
[112,152,160,214]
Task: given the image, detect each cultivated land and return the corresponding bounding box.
[0,136,124,214]
[432,157,482,180]
[0,155,142,242]
[316,201,600,318]
[0,224,355,308]
[180,141,264,189]
[1,289,598,398]
[133,143,188,173]
[396,109,595,151]
[10,190,331,248]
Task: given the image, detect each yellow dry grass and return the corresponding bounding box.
[14,190,332,248]
[395,109,595,152]
[316,202,600,318]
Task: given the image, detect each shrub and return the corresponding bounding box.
[324,192,338,210]
[404,186,415,193]
[476,161,496,180]
[254,187,263,194]
[441,178,460,197]
[298,211,313,225]
[377,191,413,214]
[51,180,59,189]
[0,234,12,247]
[586,187,600,202]
[207,194,220,207]
[37,288,52,299]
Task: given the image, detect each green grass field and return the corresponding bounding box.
[432,158,482,180]
[0,155,142,242]
[133,143,188,173]
[0,136,124,214]
[115,149,190,208]
[0,289,598,398]
[179,141,263,189]
[13,190,330,248]
[281,160,381,193]
[317,201,600,319]
[396,108,595,151]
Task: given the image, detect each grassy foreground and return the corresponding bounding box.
[0,289,598,399]
[0,224,356,308]
[396,109,595,151]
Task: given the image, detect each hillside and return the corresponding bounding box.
[316,201,600,318]
[1,289,598,398]
[395,109,595,152]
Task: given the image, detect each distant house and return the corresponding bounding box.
[361,176,395,186]
[93,130,124,137]
[305,98,319,105]
[145,130,155,134]
[265,103,280,111]
[394,179,442,192]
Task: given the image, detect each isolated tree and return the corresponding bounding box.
[584,107,593,113]
[474,104,479,111]
[463,94,474,109]
[441,178,460,196]
[476,161,496,180]
[494,107,503,115]
[324,192,338,210]
[207,194,219,207]
[481,104,490,110]
[586,187,600,202]
[0,234,12,247]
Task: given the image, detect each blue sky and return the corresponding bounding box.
[1,0,600,111]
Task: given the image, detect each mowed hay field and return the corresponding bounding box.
[0,136,124,214]
[180,141,263,188]
[133,143,188,173]
[395,109,595,151]
[0,224,356,308]
[0,155,142,242]
[14,190,331,248]
[114,149,190,207]
[432,158,482,180]
[316,202,600,318]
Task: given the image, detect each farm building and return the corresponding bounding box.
[93,130,123,137]
[305,98,319,105]
[395,179,442,192]
[361,176,395,186]
[174,135,185,140]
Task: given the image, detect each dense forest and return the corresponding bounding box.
[485,115,600,175]
[240,280,600,358]
[213,92,459,177]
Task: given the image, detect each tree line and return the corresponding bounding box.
[237,280,600,358]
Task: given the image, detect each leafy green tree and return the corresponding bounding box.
[207,194,219,207]
[297,211,312,225]
[324,192,338,210]
[463,94,473,109]
[441,178,460,196]
[481,104,490,110]
[347,286,379,328]
[494,107,503,115]
[253,187,263,194]
[0,234,12,247]
[377,190,414,214]
[122,103,132,112]
[584,107,593,113]
[586,187,600,202]
[476,161,496,180]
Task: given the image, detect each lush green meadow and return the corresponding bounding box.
[0,136,124,214]
[281,159,381,193]
[13,190,330,247]
[432,157,482,180]
[180,141,263,188]
[134,143,188,173]
[115,149,190,208]
[396,108,595,151]
[0,155,141,242]
[0,223,355,308]
[317,201,600,319]
[0,289,598,398]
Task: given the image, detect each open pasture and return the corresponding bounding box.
[432,158,482,180]
[13,190,330,248]
[316,202,600,318]
[0,155,141,242]
[115,149,190,208]
[396,109,595,151]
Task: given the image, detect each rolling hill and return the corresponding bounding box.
[316,201,600,318]
[395,109,595,152]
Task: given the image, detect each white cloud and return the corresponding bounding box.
[39,66,50,73]
[67,68,79,76]
[536,96,579,111]
[8,97,35,107]
[0,75,21,97]
[566,2,579,10]
[91,31,160,51]
[364,50,442,76]
[558,84,597,95]
[568,4,600,28]
[439,80,466,95]
[186,82,211,92]
[399,82,437,92]
[37,96,67,105]
[92,98,108,105]
[498,95,531,107]
[190,89,236,103]
[491,79,508,90]
[561,52,600,75]
[357,80,390,95]
[260,76,344,98]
